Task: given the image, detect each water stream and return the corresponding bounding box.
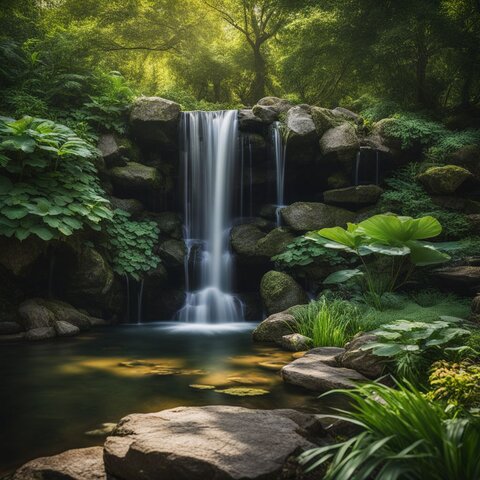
[271,121,286,226]
[177,111,244,323]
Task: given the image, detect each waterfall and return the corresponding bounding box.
[272,121,286,226]
[177,110,244,323]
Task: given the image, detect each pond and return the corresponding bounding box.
[0,322,338,475]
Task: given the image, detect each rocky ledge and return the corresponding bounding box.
[13,406,330,480]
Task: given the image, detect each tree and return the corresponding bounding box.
[204,0,293,103]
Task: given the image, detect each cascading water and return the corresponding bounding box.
[271,121,286,226]
[177,110,244,323]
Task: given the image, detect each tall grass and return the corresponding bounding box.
[292,298,363,347]
[300,382,480,480]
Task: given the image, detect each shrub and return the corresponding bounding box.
[105,209,160,280]
[427,129,480,162]
[299,382,480,480]
[350,94,401,122]
[291,297,363,347]
[272,235,351,268]
[307,214,450,308]
[0,116,111,241]
[427,360,480,411]
[361,317,472,383]
[380,164,472,240]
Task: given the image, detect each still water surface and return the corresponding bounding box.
[0,322,337,474]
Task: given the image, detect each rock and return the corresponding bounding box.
[311,107,345,136]
[110,197,144,216]
[238,293,263,321]
[25,326,56,341]
[158,239,186,268]
[434,265,480,291]
[0,332,25,342]
[260,271,308,315]
[280,202,355,231]
[0,321,22,335]
[55,320,80,337]
[255,227,295,257]
[305,347,345,366]
[104,406,323,480]
[281,355,367,392]
[372,118,403,151]
[238,109,266,133]
[18,298,55,330]
[449,144,480,177]
[97,134,127,168]
[66,247,116,314]
[257,96,293,114]
[252,104,278,123]
[286,105,318,146]
[323,185,384,206]
[0,236,45,277]
[42,299,95,331]
[13,446,106,480]
[110,162,160,191]
[472,295,480,315]
[129,96,181,148]
[320,123,360,167]
[149,211,183,239]
[327,171,351,189]
[336,333,384,379]
[333,107,363,124]
[279,333,313,352]
[252,311,297,342]
[259,203,279,220]
[417,165,472,194]
[231,224,266,257]
[85,423,117,437]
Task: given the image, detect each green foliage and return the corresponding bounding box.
[427,360,480,411]
[308,214,450,305]
[272,235,351,268]
[380,164,472,240]
[299,382,480,480]
[361,317,472,383]
[350,94,401,122]
[382,113,446,150]
[106,209,160,280]
[291,297,364,347]
[0,116,111,241]
[427,129,480,162]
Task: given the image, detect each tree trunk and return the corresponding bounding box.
[251,44,267,103]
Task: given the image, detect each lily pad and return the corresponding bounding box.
[189,384,216,390]
[214,387,270,397]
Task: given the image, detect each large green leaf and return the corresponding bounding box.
[406,241,450,266]
[1,135,36,153]
[30,225,54,241]
[363,243,410,256]
[0,175,13,194]
[323,268,364,284]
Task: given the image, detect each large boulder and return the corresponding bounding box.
[238,109,267,133]
[104,406,325,480]
[256,96,293,114]
[54,320,81,337]
[304,347,345,366]
[260,271,308,315]
[110,162,160,192]
[129,96,181,148]
[319,123,360,167]
[157,239,185,268]
[252,311,297,342]
[97,134,128,168]
[417,165,472,195]
[42,299,96,330]
[66,247,117,315]
[336,333,384,379]
[285,105,318,147]
[13,447,106,480]
[279,333,313,352]
[433,265,480,292]
[149,211,183,239]
[252,104,278,123]
[231,224,266,257]
[18,298,56,330]
[255,227,295,258]
[0,236,45,277]
[311,107,345,136]
[25,326,56,341]
[110,197,144,217]
[323,185,384,206]
[281,355,367,392]
[280,202,355,232]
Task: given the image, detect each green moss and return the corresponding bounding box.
[417,165,472,194]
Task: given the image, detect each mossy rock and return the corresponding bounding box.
[311,107,345,136]
[417,164,472,194]
[255,227,295,257]
[260,270,308,315]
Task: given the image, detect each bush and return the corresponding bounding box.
[427,360,480,411]
[299,382,480,480]
[0,115,111,241]
[380,164,472,240]
[105,209,160,280]
[291,297,364,347]
[350,94,401,122]
[427,129,480,162]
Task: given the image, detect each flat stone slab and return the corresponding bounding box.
[13,446,106,480]
[281,355,367,392]
[304,347,345,366]
[104,406,324,480]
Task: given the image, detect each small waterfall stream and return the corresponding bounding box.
[271,121,286,226]
[177,110,244,323]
